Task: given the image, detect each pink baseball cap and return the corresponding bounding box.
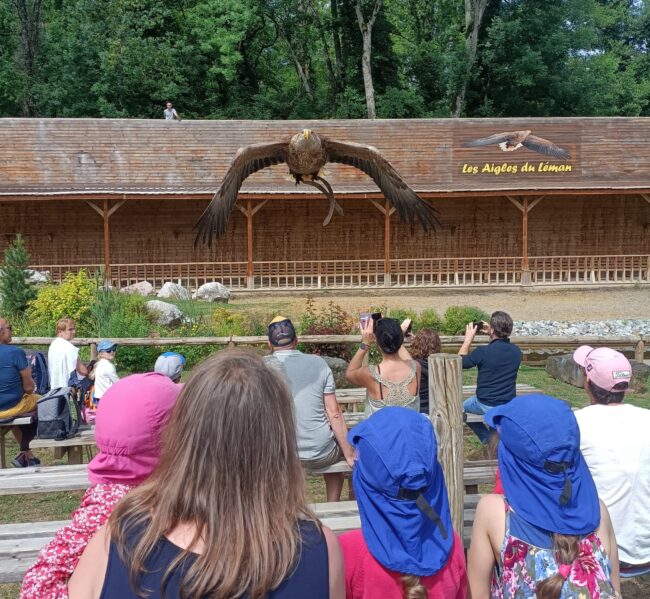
[573,346,632,392]
[88,372,182,486]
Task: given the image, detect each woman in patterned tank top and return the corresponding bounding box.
[467,394,621,599]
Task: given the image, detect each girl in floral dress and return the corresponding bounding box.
[467,394,621,599]
[20,373,182,599]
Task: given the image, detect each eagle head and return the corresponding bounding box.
[302,129,312,140]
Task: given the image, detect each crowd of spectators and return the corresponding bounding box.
[1,308,647,597]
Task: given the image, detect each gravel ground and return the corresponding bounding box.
[235,286,650,321]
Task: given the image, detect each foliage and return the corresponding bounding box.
[26,271,97,335]
[298,297,356,360]
[441,305,490,335]
[2,0,648,119]
[416,308,443,332]
[0,234,36,315]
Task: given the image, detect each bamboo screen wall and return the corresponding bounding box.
[2,195,647,265]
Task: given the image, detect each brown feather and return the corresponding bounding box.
[521,135,571,160]
[322,138,442,231]
[194,141,289,247]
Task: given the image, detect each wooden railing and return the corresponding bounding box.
[29,255,649,291]
[12,335,647,363]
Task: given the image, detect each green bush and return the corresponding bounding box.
[298,298,356,360]
[0,234,36,315]
[441,306,490,335]
[415,308,443,332]
[26,270,97,334]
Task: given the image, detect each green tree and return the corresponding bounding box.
[0,234,36,315]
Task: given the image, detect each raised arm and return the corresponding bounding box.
[345,319,375,387]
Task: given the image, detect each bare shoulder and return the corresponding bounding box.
[475,494,506,533]
[68,523,110,599]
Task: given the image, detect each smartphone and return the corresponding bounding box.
[371,312,382,321]
[359,312,371,329]
[472,320,484,332]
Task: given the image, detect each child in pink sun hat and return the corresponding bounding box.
[21,373,181,599]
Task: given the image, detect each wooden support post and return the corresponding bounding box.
[428,353,464,537]
[247,199,254,284]
[507,196,543,285]
[635,338,645,363]
[384,199,391,286]
[102,199,111,282]
[90,342,98,361]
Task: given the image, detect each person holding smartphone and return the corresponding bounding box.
[346,315,421,416]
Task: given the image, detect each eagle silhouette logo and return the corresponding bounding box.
[462,130,571,160]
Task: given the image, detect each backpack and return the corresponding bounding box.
[36,387,81,441]
[25,350,49,395]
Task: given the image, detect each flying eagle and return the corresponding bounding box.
[462,130,571,160]
[195,129,442,246]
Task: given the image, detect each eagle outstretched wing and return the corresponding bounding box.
[195,141,289,247]
[462,132,517,147]
[322,138,441,231]
[521,135,571,160]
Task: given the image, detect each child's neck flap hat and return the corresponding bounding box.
[349,407,454,576]
[88,373,182,486]
[485,394,600,535]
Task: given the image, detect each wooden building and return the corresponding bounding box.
[0,117,648,290]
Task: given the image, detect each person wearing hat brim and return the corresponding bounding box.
[339,407,467,599]
[21,373,182,597]
[467,394,621,599]
[573,346,650,568]
[91,340,119,403]
[264,316,355,502]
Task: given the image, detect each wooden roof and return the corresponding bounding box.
[1,117,650,199]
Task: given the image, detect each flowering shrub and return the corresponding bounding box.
[298,298,356,360]
[27,270,97,334]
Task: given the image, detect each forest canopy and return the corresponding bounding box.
[1,0,649,120]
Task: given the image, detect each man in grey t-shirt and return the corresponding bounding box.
[264,316,355,502]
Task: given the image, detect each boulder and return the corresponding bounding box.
[145,300,183,327]
[322,356,350,390]
[157,282,191,300]
[120,281,154,296]
[192,282,230,303]
[545,354,585,388]
[25,269,50,284]
[630,360,650,393]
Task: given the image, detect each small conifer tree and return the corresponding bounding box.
[0,234,36,315]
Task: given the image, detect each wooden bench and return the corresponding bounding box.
[0,495,484,583]
[0,460,497,497]
[0,416,34,469]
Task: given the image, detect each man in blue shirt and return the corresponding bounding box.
[0,316,39,467]
[458,311,522,443]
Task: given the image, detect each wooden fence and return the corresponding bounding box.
[30,254,650,291]
[13,334,647,363]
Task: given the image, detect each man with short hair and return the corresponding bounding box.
[48,318,88,390]
[163,101,181,121]
[264,316,355,502]
[0,316,39,467]
[574,346,650,567]
[154,352,186,384]
[458,310,522,443]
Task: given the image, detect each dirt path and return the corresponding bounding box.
[234,287,650,321]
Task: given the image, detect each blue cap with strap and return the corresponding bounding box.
[349,407,454,576]
[485,394,600,535]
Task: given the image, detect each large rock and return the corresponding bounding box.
[630,361,650,393]
[193,282,230,303]
[322,356,350,390]
[145,300,183,327]
[121,281,153,296]
[157,282,190,300]
[545,354,585,388]
[546,353,649,394]
[25,269,50,284]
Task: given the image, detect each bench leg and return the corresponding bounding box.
[0,429,8,469]
[67,446,83,465]
[54,447,68,461]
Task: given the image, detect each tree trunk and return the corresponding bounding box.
[309,0,341,96]
[355,0,382,119]
[330,0,345,86]
[454,0,487,118]
[12,0,43,117]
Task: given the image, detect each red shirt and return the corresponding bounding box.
[339,529,467,599]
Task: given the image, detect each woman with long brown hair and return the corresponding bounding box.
[467,394,620,599]
[68,349,345,599]
[406,328,441,416]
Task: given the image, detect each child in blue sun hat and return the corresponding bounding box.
[92,340,119,403]
[338,406,467,598]
[467,393,621,599]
